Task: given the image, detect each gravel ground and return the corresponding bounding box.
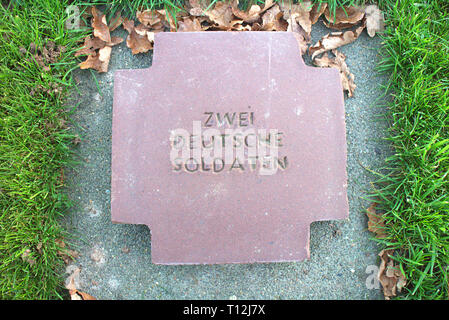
[62,21,388,299]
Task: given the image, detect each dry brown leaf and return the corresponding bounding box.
[231,0,274,24]
[232,4,262,24]
[396,271,407,292]
[287,15,308,55]
[309,23,365,59]
[251,22,263,31]
[324,6,365,25]
[261,0,274,11]
[261,4,288,31]
[178,17,204,32]
[76,35,122,57]
[279,1,312,20]
[231,22,252,31]
[108,36,124,46]
[79,46,112,72]
[91,7,111,43]
[323,20,359,30]
[136,9,166,31]
[123,18,154,54]
[313,50,356,97]
[280,1,313,36]
[187,0,209,16]
[65,266,97,300]
[205,1,234,28]
[365,4,385,37]
[109,11,123,32]
[366,202,387,238]
[329,50,356,97]
[157,9,184,31]
[70,290,97,300]
[75,36,106,57]
[77,7,123,73]
[65,266,80,291]
[136,9,161,26]
[378,250,407,300]
[309,3,327,25]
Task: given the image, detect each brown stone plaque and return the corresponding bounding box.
[112,32,348,264]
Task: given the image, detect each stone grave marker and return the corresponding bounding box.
[111,32,348,264]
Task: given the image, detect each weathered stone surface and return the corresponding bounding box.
[111,32,348,264]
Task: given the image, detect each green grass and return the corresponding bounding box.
[371,0,449,299]
[0,0,85,299]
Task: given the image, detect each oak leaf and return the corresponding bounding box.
[157,9,183,31]
[205,1,234,28]
[178,17,205,32]
[70,290,97,300]
[65,266,97,300]
[91,7,111,43]
[231,21,252,31]
[232,4,262,24]
[324,6,365,25]
[75,36,106,57]
[109,11,124,32]
[76,35,122,57]
[231,0,274,24]
[280,1,313,36]
[313,50,356,97]
[309,23,365,59]
[287,14,308,55]
[323,6,365,30]
[261,4,288,31]
[123,18,154,54]
[378,250,407,300]
[77,7,123,73]
[136,9,166,31]
[187,0,209,16]
[309,3,327,25]
[79,46,112,73]
[366,202,387,238]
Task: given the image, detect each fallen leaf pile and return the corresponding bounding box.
[77,7,123,73]
[122,18,156,55]
[77,1,385,97]
[378,250,407,299]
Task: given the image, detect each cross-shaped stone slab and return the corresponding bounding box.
[112,32,348,264]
